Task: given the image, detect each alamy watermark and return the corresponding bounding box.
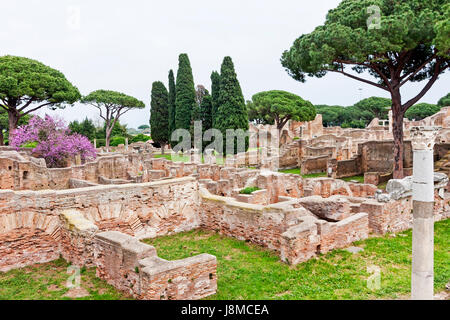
[168,122,282,170]
[67,5,81,31]
[367,5,381,30]
[66,265,81,289]
[367,265,381,291]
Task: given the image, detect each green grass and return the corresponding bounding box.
[0,258,129,300]
[378,181,388,190]
[279,168,327,179]
[239,186,260,194]
[144,219,450,300]
[153,153,225,165]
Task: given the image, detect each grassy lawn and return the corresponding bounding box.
[153,153,225,165]
[279,168,327,178]
[279,170,388,190]
[0,258,129,300]
[144,219,450,300]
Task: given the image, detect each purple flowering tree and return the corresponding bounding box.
[10,115,97,168]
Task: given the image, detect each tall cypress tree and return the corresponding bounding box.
[200,94,213,152]
[200,94,213,132]
[168,69,176,145]
[175,54,196,132]
[210,71,220,128]
[150,81,169,154]
[215,56,249,155]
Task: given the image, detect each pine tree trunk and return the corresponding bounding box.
[0,130,4,146]
[105,126,112,150]
[391,93,405,179]
[7,111,19,141]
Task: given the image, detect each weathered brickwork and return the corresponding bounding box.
[0,144,449,299]
[94,231,217,300]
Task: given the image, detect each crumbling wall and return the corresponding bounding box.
[0,177,201,272]
[94,231,217,300]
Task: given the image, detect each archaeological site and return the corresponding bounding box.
[1,0,449,307]
[1,107,449,300]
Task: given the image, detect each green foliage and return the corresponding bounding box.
[215,57,249,154]
[315,105,346,127]
[437,92,450,107]
[282,1,449,83]
[168,69,177,144]
[109,136,126,147]
[200,95,213,132]
[210,71,221,127]
[98,121,128,139]
[95,139,106,147]
[21,141,38,148]
[138,124,150,130]
[175,54,196,131]
[239,186,260,194]
[82,90,145,110]
[249,90,316,130]
[0,55,80,133]
[150,81,169,147]
[353,97,391,119]
[82,89,144,147]
[130,134,151,143]
[405,103,441,120]
[341,119,366,129]
[69,118,96,141]
[316,97,391,128]
[0,55,80,106]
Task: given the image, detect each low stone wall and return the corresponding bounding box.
[199,187,370,265]
[94,231,217,300]
[300,155,328,174]
[0,177,200,272]
[361,191,449,234]
[333,157,362,178]
[0,151,155,191]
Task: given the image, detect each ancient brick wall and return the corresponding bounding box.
[360,191,449,234]
[0,178,200,272]
[0,206,61,272]
[94,231,217,300]
[300,155,328,174]
[0,152,155,191]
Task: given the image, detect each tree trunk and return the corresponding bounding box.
[161,143,165,155]
[0,130,4,146]
[105,121,112,150]
[391,92,405,179]
[7,111,19,141]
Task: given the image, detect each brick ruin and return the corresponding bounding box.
[1,108,449,299]
[248,107,450,185]
[0,140,449,300]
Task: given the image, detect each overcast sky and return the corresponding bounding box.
[2,0,449,129]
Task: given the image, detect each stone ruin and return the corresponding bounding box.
[0,138,449,300]
[246,107,450,189]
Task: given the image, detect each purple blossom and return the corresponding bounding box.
[10,115,97,168]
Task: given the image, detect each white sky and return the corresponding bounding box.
[1,0,449,129]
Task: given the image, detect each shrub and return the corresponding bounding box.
[10,115,96,168]
[95,139,106,147]
[239,186,260,194]
[131,134,151,143]
[109,136,126,147]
